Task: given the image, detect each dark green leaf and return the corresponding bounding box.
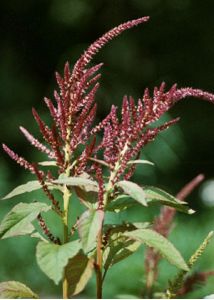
[124,229,189,271]
[144,186,195,214]
[0,202,51,239]
[0,281,38,299]
[36,240,81,285]
[77,209,104,253]
[66,252,94,296]
[116,181,147,206]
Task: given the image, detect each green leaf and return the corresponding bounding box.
[103,224,142,271]
[144,186,195,214]
[38,161,57,166]
[106,195,136,212]
[103,222,150,236]
[2,181,42,200]
[77,209,104,253]
[36,240,81,285]
[0,281,38,299]
[132,222,151,229]
[116,294,138,299]
[53,177,98,192]
[65,252,94,296]
[0,202,51,239]
[116,181,147,207]
[127,159,154,166]
[31,231,47,242]
[124,229,189,271]
[103,239,141,271]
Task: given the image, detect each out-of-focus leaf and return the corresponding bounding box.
[0,202,51,239]
[124,229,189,271]
[53,177,98,192]
[144,186,195,214]
[116,181,147,206]
[66,252,94,296]
[0,281,38,299]
[77,209,104,253]
[36,240,81,285]
[2,181,42,200]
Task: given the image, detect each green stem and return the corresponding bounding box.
[62,185,71,299]
[145,269,155,298]
[103,142,129,206]
[95,143,129,297]
[96,227,103,299]
[62,129,72,299]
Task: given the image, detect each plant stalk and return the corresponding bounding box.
[145,269,155,298]
[95,143,129,298]
[62,185,71,299]
[96,227,103,299]
[62,129,72,299]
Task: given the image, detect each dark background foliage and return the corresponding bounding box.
[0,0,214,298]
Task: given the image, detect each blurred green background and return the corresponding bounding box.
[0,0,214,298]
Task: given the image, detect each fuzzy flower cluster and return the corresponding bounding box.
[2,17,149,178]
[3,16,214,195]
[89,84,214,183]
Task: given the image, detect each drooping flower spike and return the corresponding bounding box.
[72,17,150,80]
[90,83,214,183]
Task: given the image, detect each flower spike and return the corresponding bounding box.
[174,87,214,103]
[2,143,35,174]
[72,16,150,80]
[19,126,55,158]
